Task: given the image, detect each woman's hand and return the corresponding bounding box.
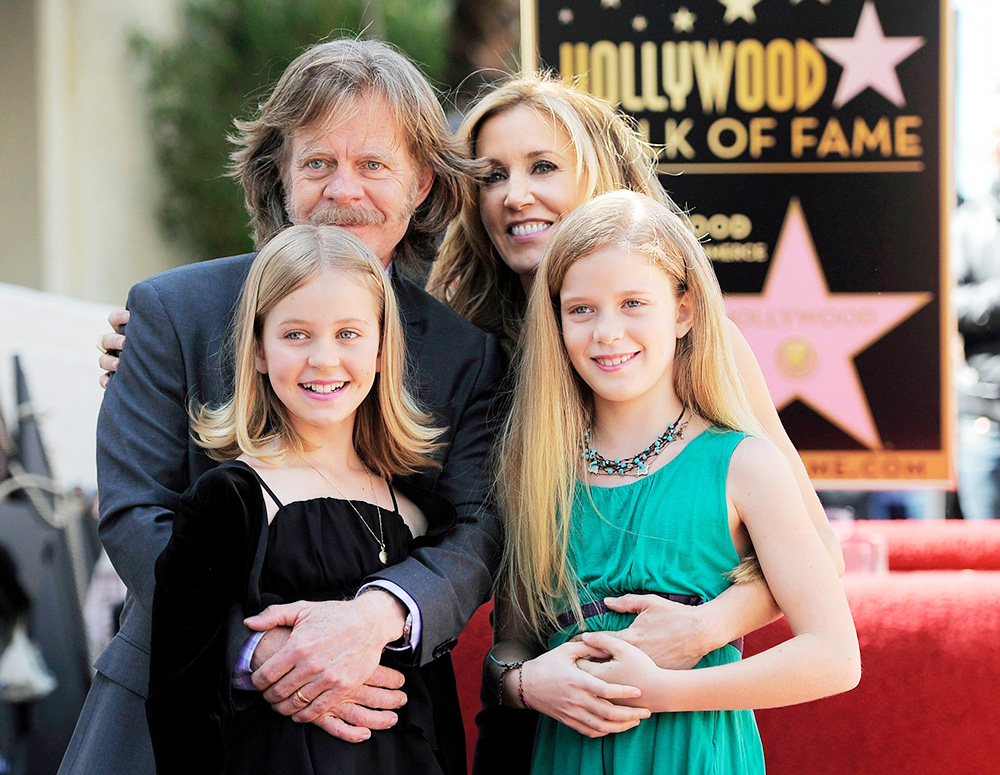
[596,594,712,669]
[520,640,650,738]
[98,308,129,388]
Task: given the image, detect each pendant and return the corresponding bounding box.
[379,549,389,564]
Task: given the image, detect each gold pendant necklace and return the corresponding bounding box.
[300,455,388,564]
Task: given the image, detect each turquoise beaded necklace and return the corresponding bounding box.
[582,407,687,477]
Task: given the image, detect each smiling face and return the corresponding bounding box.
[284,96,434,268]
[476,105,588,279]
[255,269,382,445]
[559,245,693,418]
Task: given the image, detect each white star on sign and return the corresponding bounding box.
[719,0,761,24]
[672,7,697,33]
[814,1,924,108]
[558,7,574,24]
[632,15,648,31]
[601,0,621,8]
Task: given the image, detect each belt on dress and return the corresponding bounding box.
[556,590,744,654]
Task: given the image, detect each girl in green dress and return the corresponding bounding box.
[488,191,860,774]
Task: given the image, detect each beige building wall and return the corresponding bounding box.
[1,0,182,307]
[1,0,42,290]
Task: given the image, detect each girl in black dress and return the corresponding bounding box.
[145,225,454,774]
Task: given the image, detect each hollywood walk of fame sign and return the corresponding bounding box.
[523,0,953,487]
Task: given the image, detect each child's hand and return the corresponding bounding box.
[576,632,663,695]
[522,640,650,738]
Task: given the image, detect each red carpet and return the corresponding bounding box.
[748,571,1000,775]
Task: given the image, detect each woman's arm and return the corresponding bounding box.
[600,578,778,670]
[578,437,860,712]
[729,319,845,574]
[97,307,128,387]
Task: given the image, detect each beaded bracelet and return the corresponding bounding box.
[487,651,530,709]
[516,662,532,710]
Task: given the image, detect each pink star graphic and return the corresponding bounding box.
[724,198,931,449]
[814,1,925,108]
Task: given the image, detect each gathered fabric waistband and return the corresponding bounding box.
[557,590,744,654]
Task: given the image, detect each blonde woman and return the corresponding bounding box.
[429,73,675,355]
[146,225,455,774]
[488,192,859,774]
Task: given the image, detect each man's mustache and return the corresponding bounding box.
[309,206,384,227]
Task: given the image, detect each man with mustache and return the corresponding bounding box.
[60,38,505,775]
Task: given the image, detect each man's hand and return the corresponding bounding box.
[250,625,292,671]
[244,591,407,724]
[250,625,406,742]
[307,667,409,742]
[594,594,713,670]
[98,308,129,388]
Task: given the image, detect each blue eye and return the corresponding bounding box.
[285,331,306,340]
[624,299,643,308]
[533,160,557,174]
[306,159,325,170]
[364,160,384,172]
[480,169,507,186]
[338,330,360,340]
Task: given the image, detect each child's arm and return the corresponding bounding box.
[603,325,844,668]
[578,437,860,712]
[488,594,650,737]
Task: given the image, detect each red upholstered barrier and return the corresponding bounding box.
[747,571,1000,775]
[839,519,1000,571]
[453,602,494,769]
[453,560,1000,773]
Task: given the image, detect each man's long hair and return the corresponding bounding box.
[231,38,475,275]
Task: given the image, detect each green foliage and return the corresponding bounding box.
[132,0,448,259]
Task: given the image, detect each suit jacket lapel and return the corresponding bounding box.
[392,272,429,363]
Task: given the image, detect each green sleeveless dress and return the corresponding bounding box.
[530,429,765,775]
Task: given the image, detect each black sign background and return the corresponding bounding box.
[527,0,951,485]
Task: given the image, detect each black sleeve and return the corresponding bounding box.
[146,464,262,775]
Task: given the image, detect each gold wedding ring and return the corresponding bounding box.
[96,334,108,355]
[295,689,311,705]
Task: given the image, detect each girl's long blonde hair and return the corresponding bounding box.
[500,191,764,639]
[429,73,677,354]
[192,224,441,478]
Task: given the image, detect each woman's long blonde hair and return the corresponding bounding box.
[192,224,441,478]
[429,73,676,354]
[500,191,764,638]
